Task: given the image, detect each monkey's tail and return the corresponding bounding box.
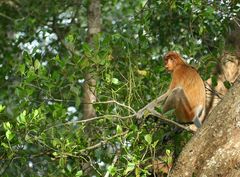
[193,106,205,128]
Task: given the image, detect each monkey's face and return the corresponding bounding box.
[164,57,175,72]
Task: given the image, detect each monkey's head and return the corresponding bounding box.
[163,51,185,72]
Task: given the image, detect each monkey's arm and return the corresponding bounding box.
[136,92,169,118]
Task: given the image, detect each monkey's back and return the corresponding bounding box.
[171,64,205,110]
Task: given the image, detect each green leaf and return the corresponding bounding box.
[34,59,41,70]
[211,76,218,87]
[91,55,101,64]
[82,43,91,57]
[223,81,231,89]
[1,142,9,149]
[17,110,27,124]
[20,110,27,116]
[199,26,204,35]
[33,109,39,118]
[116,125,122,134]
[3,122,11,130]
[0,105,5,112]
[25,134,32,143]
[75,97,81,107]
[75,170,83,177]
[112,33,122,40]
[52,152,58,157]
[55,55,61,62]
[107,165,117,176]
[67,164,72,172]
[54,55,65,68]
[167,156,173,166]
[19,64,25,75]
[26,70,37,82]
[70,86,79,95]
[124,162,135,175]
[80,58,90,69]
[105,74,111,83]
[52,139,61,148]
[152,140,159,148]
[59,157,66,167]
[204,7,215,19]
[166,149,171,156]
[6,130,14,141]
[130,124,138,131]
[144,134,152,145]
[112,78,119,85]
[67,34,74,43]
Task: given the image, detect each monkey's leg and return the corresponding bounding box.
[163,87,202,128]
[162,87,188,113]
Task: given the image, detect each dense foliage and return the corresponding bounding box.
[0,0,239,176]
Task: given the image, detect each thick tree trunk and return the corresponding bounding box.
[170,22,240,177]
[83,0,101,119]
[205,52,240,115]
[83,73,97,119]
[170,77,240,177]
[81,1,101,175]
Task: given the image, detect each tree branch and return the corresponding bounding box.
[42,114,134,133]
[0,12,14,21]
[94,100,136,114]
[149,110,194,132]
[104,150,121,177]
[80,131,128,153]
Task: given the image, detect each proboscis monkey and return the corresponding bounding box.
[136,51,206,129]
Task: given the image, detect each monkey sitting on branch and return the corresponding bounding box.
[136,51,206,130]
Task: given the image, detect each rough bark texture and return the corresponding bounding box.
[170,77,240,177]
[206,20,240,116]
[83,0,101,119]
[81,1,101,175]
[83,73,97,119]
[205,52,240,115]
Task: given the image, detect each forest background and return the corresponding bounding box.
[0,0,240,176]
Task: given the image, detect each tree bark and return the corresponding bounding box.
[205,52,240,115]
[83,0,101,119]
[205,20,240,115]
[81,1,101,175]
[170,77,240,177]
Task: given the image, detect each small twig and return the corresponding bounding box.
[32,131,127,160]
[104,150,121,177]
[41,98,75,103]
[135,0,151,16]
[94,100,136,114]
[205,82,223,99]
[42,100,135,133]
[83,154,102,176]
[0,157,14,175]
[79,131,128,153]
[149,110,194,132]
[43,114,134,133]
[0,12,14,21]
[233,17,240,28]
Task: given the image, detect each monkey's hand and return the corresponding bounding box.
[136,102,155,119]
[188,124,198,132]
[136,108,146,119]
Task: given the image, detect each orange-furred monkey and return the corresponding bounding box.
[136,51,206,128]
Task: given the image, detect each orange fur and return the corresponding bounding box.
[164,51,206,124]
